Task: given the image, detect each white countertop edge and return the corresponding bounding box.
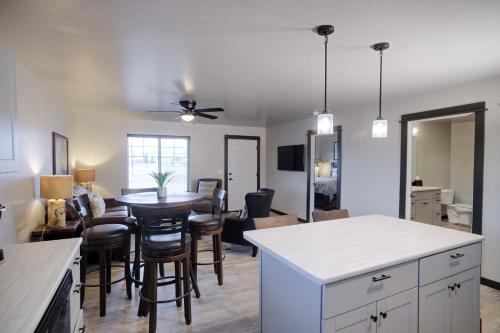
[244,223,484,285]
[27,238,81,332]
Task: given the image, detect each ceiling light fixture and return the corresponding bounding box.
[315,25,335,135]
[412,125,420,136]
[371,42,390,138]
[180,113,195,122]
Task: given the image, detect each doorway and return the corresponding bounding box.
[399,102,485,235]
[306,126,342,222]
[224,135,261,211]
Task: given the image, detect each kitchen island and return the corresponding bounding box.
[244,215,484,333]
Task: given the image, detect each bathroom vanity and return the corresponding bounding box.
[244,215,484,333]
[411,186,442,224]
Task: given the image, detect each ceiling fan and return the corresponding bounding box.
[148,100,224,122]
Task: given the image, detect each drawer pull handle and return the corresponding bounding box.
[380,312,387,319]
[73,284,82,294]
[372,274,391,282]
[371,315,378,323]
[73,256,82,265]
[454,283,461,289]
[450,253,465,260]
[448,285,455,291]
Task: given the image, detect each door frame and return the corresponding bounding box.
[399,102,486,235]
[224,135,261,211]
[306,125,342,222]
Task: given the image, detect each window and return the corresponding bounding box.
[127,135,190,193]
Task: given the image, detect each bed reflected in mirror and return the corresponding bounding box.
[313,133,339,211]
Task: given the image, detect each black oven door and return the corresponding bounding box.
[35,269,73,333]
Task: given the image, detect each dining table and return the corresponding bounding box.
[115,191,205,208]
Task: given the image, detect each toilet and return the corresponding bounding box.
[447,203,473,226]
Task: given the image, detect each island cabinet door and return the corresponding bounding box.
[323,303,377,333]
[419,277,452,333]
[450,267,480,333]
[376,288,418,333]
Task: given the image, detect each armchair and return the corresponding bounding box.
[221,189,274,257]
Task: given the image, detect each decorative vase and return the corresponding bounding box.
[157,187,167,198]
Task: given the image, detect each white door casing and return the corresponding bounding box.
[226,137,259,211]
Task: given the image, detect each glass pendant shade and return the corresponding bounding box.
[412,126,420,136]
[180,113,195,122]
[372,117,388,138]
[317,112,334,135]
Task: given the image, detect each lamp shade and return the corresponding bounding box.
[74,169,95,183]
[317,113,334,135]
[40,175,73,199]
[372,118,388,138]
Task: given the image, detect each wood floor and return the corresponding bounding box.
[83,240,500,333]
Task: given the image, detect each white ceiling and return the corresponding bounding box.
[1,0,499,126]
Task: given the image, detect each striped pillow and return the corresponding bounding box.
[198,181,217,199]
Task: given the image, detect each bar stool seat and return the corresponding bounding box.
[188,214,219,230]
[145,234,191,253]
[85,224,129,244]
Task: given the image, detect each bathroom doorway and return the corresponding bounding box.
[399,102,485,234]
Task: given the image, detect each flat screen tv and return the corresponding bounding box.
[277,145,305,171]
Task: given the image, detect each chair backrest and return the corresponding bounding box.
[258,188,275,201]
[131,204,191,254]
[245,191,274,221]
[121,187,157,195]
[253,214,299,230]
[73,194,92,241]
[212,188,227,218]
[195,178,222,192]
[312,209,349,222]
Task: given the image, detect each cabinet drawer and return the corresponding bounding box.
[322,261,418,319]
[70,252,82,332]
[73,309,84,333]
[419,242,481,286]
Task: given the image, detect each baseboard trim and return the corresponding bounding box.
[270,208,307,223]
[481,277,500,290]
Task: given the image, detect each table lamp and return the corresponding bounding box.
[40,175,73,228]
[74,169,95,192]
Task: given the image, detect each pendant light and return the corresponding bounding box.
[315,25,335,135]
[371,42,389,138]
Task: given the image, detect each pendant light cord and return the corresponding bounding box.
[323,35,328,113]
[378,49,383,119]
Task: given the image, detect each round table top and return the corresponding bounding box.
[116,191,205,207]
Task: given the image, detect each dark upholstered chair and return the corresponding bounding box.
[191,178,222,214]
[74,194,131,317]
[132,204,198,331]
[188,188,226,286]
[312,209,349,222]
[221,189,274,257]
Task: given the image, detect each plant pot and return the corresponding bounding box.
[157,187,167,198]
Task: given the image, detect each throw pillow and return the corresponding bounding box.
[91,194,106,218]
[65,200,80,221]
[239,204,248,219]
[198,180,217,199]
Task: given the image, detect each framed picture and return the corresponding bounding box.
[52,132,69,175]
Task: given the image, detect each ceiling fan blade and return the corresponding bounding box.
[194,107,224,113]
[195,112,218,120]
[147,110,180,113]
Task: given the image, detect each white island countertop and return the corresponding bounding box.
[244,215,484,284]
[0,238,81,333]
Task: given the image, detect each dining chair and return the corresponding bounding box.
[188,188,226,286]
[132,203,199,331]
[253,214,299,230]
[74,194,132,317]
[312,209,349,222]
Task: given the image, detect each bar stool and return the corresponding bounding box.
[74,195,132,317]
[188,188,226,286]
[132,204,198,332]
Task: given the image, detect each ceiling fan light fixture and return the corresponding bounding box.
[314,25,335,135]
[180,113,195,122]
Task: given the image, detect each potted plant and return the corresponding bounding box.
[149,170,175,198]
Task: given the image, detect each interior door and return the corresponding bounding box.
[324,303,376,333]
[226,138,258,211]
[451,267,480,333]
[377,288,418,333]
[419,277,452,333]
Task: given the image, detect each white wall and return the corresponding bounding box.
[0,62,74,245]
[266,75,500,283]
[74,113,265,198]
[412,121,451,188]
[450,121,475,204]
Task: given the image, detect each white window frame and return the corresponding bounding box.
[126,134,191,191]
